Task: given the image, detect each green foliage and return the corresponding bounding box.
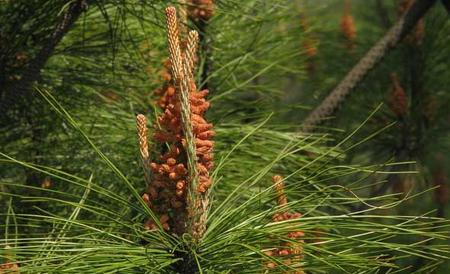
[1,0,449,273]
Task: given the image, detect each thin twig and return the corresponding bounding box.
[136,114,151,185]
[301,0,438,132]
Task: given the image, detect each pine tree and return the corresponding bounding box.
[1,1,449,273]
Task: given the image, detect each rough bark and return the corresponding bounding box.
[0,0,87,121]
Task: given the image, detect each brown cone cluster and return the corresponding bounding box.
[5,52,28,81]
[140,7,214,236]
[300,17,317,58]
[0,246,19,274]
[189,82,215,193]
[388,73,408,118]
[300,16,317,76]
[340,0,356,50]
[302,38,317,58]
[0,262,19,274]
[11,52,28,68]
[142,58,188,233]
[41,177,52,189]
[188,0,214,21]
[265,175,305,274]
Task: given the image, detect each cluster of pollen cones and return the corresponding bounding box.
[0,262,19,274]
[340,0,356,49]
[188,0,214,21]
[0,246,19,274]
[265,175,305,274]
[388,72,408,118]
[136,6,214,236]
[299,16,318,75]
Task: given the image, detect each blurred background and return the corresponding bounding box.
[0,0,449,272]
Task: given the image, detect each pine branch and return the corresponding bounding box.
[301,0,438,132]
[183,31,208,243]
[6,1,87,99]
[166,7,198,191]
[166,7,205,242]
[0,0,88,189]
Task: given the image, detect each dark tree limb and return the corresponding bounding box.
[442,0,450,13]
[13,0,87,91]
[0,0,87,190]
[301,0,438,132]
[0,0,87,119]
